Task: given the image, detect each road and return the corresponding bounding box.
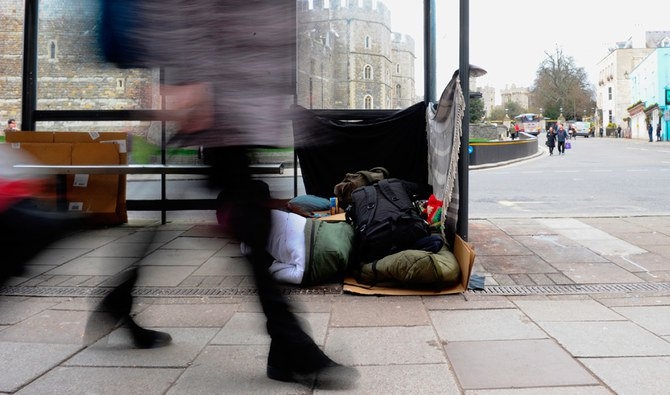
[470,136,670,219]
[127,136,670,221]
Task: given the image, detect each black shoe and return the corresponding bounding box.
[127,320,172,349]
[266,341,359,388]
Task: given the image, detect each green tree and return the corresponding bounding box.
[469,97,486,123]
[530,46,595,120]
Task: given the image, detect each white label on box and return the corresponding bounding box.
[88,131,100,140]
[11,143,20,149]
[102,139,127,153]
[69,202,83,211]
[73,174,89,187]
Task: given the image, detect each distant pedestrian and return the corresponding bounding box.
[546,127,556,155]
[647,122,653,142]
[3,118,18,134]
[512,122,519,140]
[616,125,621,138]
[556,124,568,155]
[599,126,603,137]
[656,122,662,142]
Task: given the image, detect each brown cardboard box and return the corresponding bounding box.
[68,143,121,215]
[53,131,128,144]
[4,131,54,143]
[12,143,72,165]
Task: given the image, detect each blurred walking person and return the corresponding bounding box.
[92,0,358,387]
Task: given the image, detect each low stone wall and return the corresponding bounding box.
[470,123,507,140]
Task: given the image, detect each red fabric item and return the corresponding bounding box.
[425,194,443,223]
[0,179,44,212]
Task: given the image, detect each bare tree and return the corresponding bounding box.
[530,47,595,120]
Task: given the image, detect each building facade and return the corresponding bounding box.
[296,0,417,110]
[627,47,670,141]
[500,84,530,112]
[1,0,418,133]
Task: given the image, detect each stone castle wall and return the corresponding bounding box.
[2,0,417,133]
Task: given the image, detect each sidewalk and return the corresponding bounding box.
[1,215,669,394]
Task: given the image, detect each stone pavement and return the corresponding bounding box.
[1,215,670,394]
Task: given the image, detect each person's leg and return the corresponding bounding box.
[86,226,172,349]
[204,146,357,384]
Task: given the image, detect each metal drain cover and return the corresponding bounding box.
[0,285,343,298]
[468,282,670,295]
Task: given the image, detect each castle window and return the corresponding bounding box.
[116,78,126,91]
[364,36,371,49]
[395,84,401,98]
[363,65,373,80]
[49,40,57,60]
[396,63,400,74]
[364,95,373,109]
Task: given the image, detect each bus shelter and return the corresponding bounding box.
[15,0,474,240]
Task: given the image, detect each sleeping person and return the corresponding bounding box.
[241,210,356,286]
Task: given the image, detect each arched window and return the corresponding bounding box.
[364,95,373,109]
[364,36,371,49]
[396,63,400,74]
[49,41,57,60]
[395,84,401,99]
[363,65,372,80]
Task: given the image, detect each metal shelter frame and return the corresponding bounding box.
[20,0,471,240]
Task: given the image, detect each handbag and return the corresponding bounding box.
[565,142,572,149]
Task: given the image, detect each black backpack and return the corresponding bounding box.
[346,178,430,262]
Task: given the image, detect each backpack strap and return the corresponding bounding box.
[362,184,377,231]
[377,179,406,211]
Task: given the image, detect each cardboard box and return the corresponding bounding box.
[67,143,121,215]
[5,131,54,143]
[11,142,72,165]
[53,131,128,144]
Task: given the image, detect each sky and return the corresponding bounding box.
[383,0,668,103]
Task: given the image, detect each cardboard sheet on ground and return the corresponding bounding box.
[343,235,475,296]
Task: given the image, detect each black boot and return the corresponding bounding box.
[91,268,172,349]
[266,340,359,388]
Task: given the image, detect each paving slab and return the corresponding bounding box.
[166,345,305,395]
[66,327,218,367]
[512,299,626,322]
[135,265,199,286]
[46,256,137,276]
[549,261,643,284]
[330,296,430,327]
[539,321,670,357]
[133,303,237,328]
[325,326,445,365]
[0,298,59,325]
[612,305,670,335]
[138,248,217,266]
[0,342,81,393]
[17,366,183,395]
[161,236,228,251]
[192,256,253,276]
[580,356,670,395]
[463,386,613,395]
[430,309,547,341]
[0,310,104,345]
[446,339,597,390]
[349,364,460,394]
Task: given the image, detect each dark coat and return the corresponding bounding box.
[546,131,556,147]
